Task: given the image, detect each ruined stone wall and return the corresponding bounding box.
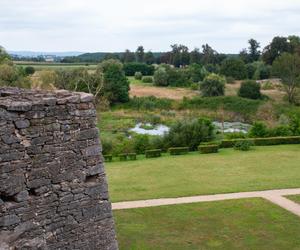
[0,88,118,250]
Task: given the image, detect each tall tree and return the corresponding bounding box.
[122,49,135,63]
[262,36,291,64]
[201,44,218,65]
[170,44,189,67]
[135,46,145,63]
[272,53,300,104]
[144,51,155,64]
[189,48,202,64]
[248,39,261,62]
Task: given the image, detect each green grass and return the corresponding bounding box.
[114,198,300,250]
[15,62,97,71]
[286,195,300,204]
[106,145,300,202]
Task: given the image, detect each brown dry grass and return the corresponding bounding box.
[130,85,198,100]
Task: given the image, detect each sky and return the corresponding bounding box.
[1,0,300,53]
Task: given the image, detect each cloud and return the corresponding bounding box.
[1,0,300,52]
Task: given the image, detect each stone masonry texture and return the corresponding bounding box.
[0,87,118,250]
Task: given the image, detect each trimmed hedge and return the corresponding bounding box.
[119,153,128,161]
[169,147,189,155]
[198,144,219,154]
[221,136,300,148]
[103,155,113,162]
[128,153,137,160]
[145,149,162,158]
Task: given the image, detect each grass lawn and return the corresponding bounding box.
[106,145,300,202]
[114,198,300,250]
[286,195,300,204]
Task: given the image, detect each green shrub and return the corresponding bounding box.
[128,153,137,160]
[134,71,142,80]
[198,144,219,154]
[119,153,128,161]
[24,66,35,75]
[169,147,189,155]
[249,122,269,137]
[145,149,162,158]
[125,96,173,110]
[164,118,215,150]
[124,63,154,76]
[102,138,113,155]
[220,58,247,80]
[234,140,254,151]
[268,126,293,137]
[133,134,150,154]
[200,73,225,97]
[154,67,168,86]
[226,76,235,84]
[225,132,247,139]
[238,80,261,100]
[103,155,113,162]
[190,83,199,90]
[142,76,153,83]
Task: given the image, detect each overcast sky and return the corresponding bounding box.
[1,0,300,53]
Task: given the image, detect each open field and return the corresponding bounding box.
[106,145,300,202]
[114,198,300,250]
[130,84,198,100]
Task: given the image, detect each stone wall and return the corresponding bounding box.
[0,88,118,249]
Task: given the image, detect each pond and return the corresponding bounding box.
[213,121,251,134]
[129,123,170,136]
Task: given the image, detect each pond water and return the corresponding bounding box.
[213,121,251,134]
[129,123,170,136]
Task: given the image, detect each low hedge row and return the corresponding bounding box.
[145,149,162,158]
[198,144,219,154]
[169,147,189,155]
[103,153,137,162]
[221,136,300,148]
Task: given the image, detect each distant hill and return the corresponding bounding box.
[9,51,86,57]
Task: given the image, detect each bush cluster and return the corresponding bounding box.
[238,80,262,100]
[124,62,154,76]
[142,76,153,83]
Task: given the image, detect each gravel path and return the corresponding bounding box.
[112,188,300,217]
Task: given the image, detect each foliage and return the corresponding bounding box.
[272,53,300,104]
[200,73,225,97]
[24,66,35,75]
[238,80,262,99]
[249,122,269,138]
[145,149,162,158]
[142,76,153,83]
[168,147,189,155]
[153,67,168,86]
[133,134,150,154]
[220,58,247,80]
[198,144,219,153]
[234,140,253,151]
[164,118,215,150]
[0,63,31,88]
[226,76,235,84]
[188,63,208,82]
[0,46,11,64]
[123,62,154,76]
[134,71,142,80]
[190,82,199,90]
[124,96,173,110]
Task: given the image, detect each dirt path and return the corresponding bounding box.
[112,188,300,217]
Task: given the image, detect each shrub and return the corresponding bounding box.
[134,71,142,80]
[119,153,128,161]
[123,62,154,76]
[268,126,293,137]
[220,58,247,80]
[249,122,269,137]
[145,149,162,158]
[225,132,247,139]
[169,147,189,155]
[128,153,137,160]
[133,134,150,154]
[200,73,225,97]
[103,155,113,162]
[102,139,113,155]
[190,83,199,90]
[226,76,235,84]
[234,140,253,151]
[198,144,219,154]
[164,118,215,150]
[125,96,173,110]
[188,63,208,82]
[238,80,261,100]
[24,66,35,75]
[142,76,153,83]
[154,67,169,86]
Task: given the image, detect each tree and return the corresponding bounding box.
[99,59,130,103]
[189,48,202,64]
[220,58,247,80]
[200,73,225,97]
[144,51,155,64]
[170,44,189,67]
[262,36,291,64]
[188,63,207,82]
[238,80,261,99]
[0,46,11,64]
[272,53,300,104]
[122,49,135,63]
[201,44,218,65]
[25,66,35,75]
[135,46,145,63]
[248,39,260,62]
